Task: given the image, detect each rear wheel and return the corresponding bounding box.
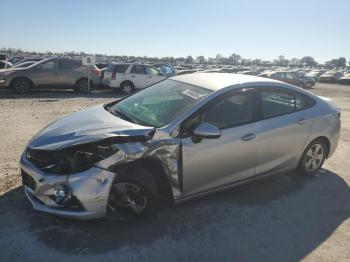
[12,78,32,94]
[75,78,92,93]
[107,166,158,220]
[120,81,134,95]
[297,139,327,175]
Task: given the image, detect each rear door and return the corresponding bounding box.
[285,72,302,87]
[103,64,129,88]
[57,59,78,86]
[255,87,312,175]
[128,65,148,89]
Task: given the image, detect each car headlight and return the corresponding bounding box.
[42,145,118,174]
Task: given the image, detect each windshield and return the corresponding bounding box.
[108,79,213,127]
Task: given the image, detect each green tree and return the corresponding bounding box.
[229,53,241,65]
[338,57,346,68]
[185,56,194,63]
[196,56,206,64]
[300,56,318,67]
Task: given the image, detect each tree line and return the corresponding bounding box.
[1,47,348,68]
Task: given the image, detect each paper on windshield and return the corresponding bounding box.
[181,89,206,100]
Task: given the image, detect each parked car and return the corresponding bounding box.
[0,57,101,93]
[318,71,343,83]
[338,73,350,85]
[0,61,12,70]
[155,63,176,77]
[306,70,327,82]
[20,73,340,220]
[176,69,198,75]
[103,63,166,94]
[259,71,312,88]
[296,73,316,87]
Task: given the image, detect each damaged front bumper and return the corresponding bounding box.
[20,153,117,220]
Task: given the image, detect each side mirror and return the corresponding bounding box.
[158,72,165,77]
[193,122,221,139]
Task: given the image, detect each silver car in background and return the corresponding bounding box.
[0,57,101,93]
[20,73,340,220]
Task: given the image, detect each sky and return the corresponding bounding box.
[1,0,349,63]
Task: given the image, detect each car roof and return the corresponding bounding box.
[170,72,281,91]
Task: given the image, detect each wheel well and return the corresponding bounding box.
[113,158,174,204]
[120,80,134,88]
[10,77,34,88]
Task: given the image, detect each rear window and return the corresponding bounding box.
[107,64,129,73]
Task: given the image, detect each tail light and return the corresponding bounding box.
[112,71,117,80]
[337,107,341,118]
[92,68,100,77]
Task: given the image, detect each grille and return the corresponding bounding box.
[21,170,36,190]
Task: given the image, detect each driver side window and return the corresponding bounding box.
[182,91,255,136]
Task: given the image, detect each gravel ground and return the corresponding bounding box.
[0,83,349,262]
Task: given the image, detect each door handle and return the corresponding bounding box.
[297,118,308,125]
[131,75,136,78]
[148,76,152,78]
[241,133,256,141]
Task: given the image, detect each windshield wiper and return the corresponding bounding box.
[110,108,140,124]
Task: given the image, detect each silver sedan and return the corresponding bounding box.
[20,73,341,220]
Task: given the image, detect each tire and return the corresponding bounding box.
[12,78,32,94]
[74,78,92,93]
[120,81,134,95]
[107,166,158,220]
[297,139,327,176]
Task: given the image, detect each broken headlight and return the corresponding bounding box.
[41,145,118,174]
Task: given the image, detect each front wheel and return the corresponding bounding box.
[297,139,327,175]
[12,78,32,94]
[107,166,158,219]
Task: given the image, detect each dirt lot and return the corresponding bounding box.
[0,83,349,262]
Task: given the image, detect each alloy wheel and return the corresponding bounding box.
[304,143,324,172]
[14,79,30,93]
[108,182,148,216]
[122,84,132,94]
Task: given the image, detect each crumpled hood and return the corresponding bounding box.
[28,104,155,150]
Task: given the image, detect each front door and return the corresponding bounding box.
[181,89,259,196]
[128,65,147,89]
[29,59,59,87]
[145,66,166,86]
[57,58,78,86]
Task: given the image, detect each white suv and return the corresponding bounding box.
[103,63,166,94]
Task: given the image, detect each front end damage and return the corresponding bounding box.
[20,129,181,220]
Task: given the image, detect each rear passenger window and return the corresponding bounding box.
[261,90,307,118]
[114,65,129,73]
[106,64,129,73]
[59,60,73,69]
